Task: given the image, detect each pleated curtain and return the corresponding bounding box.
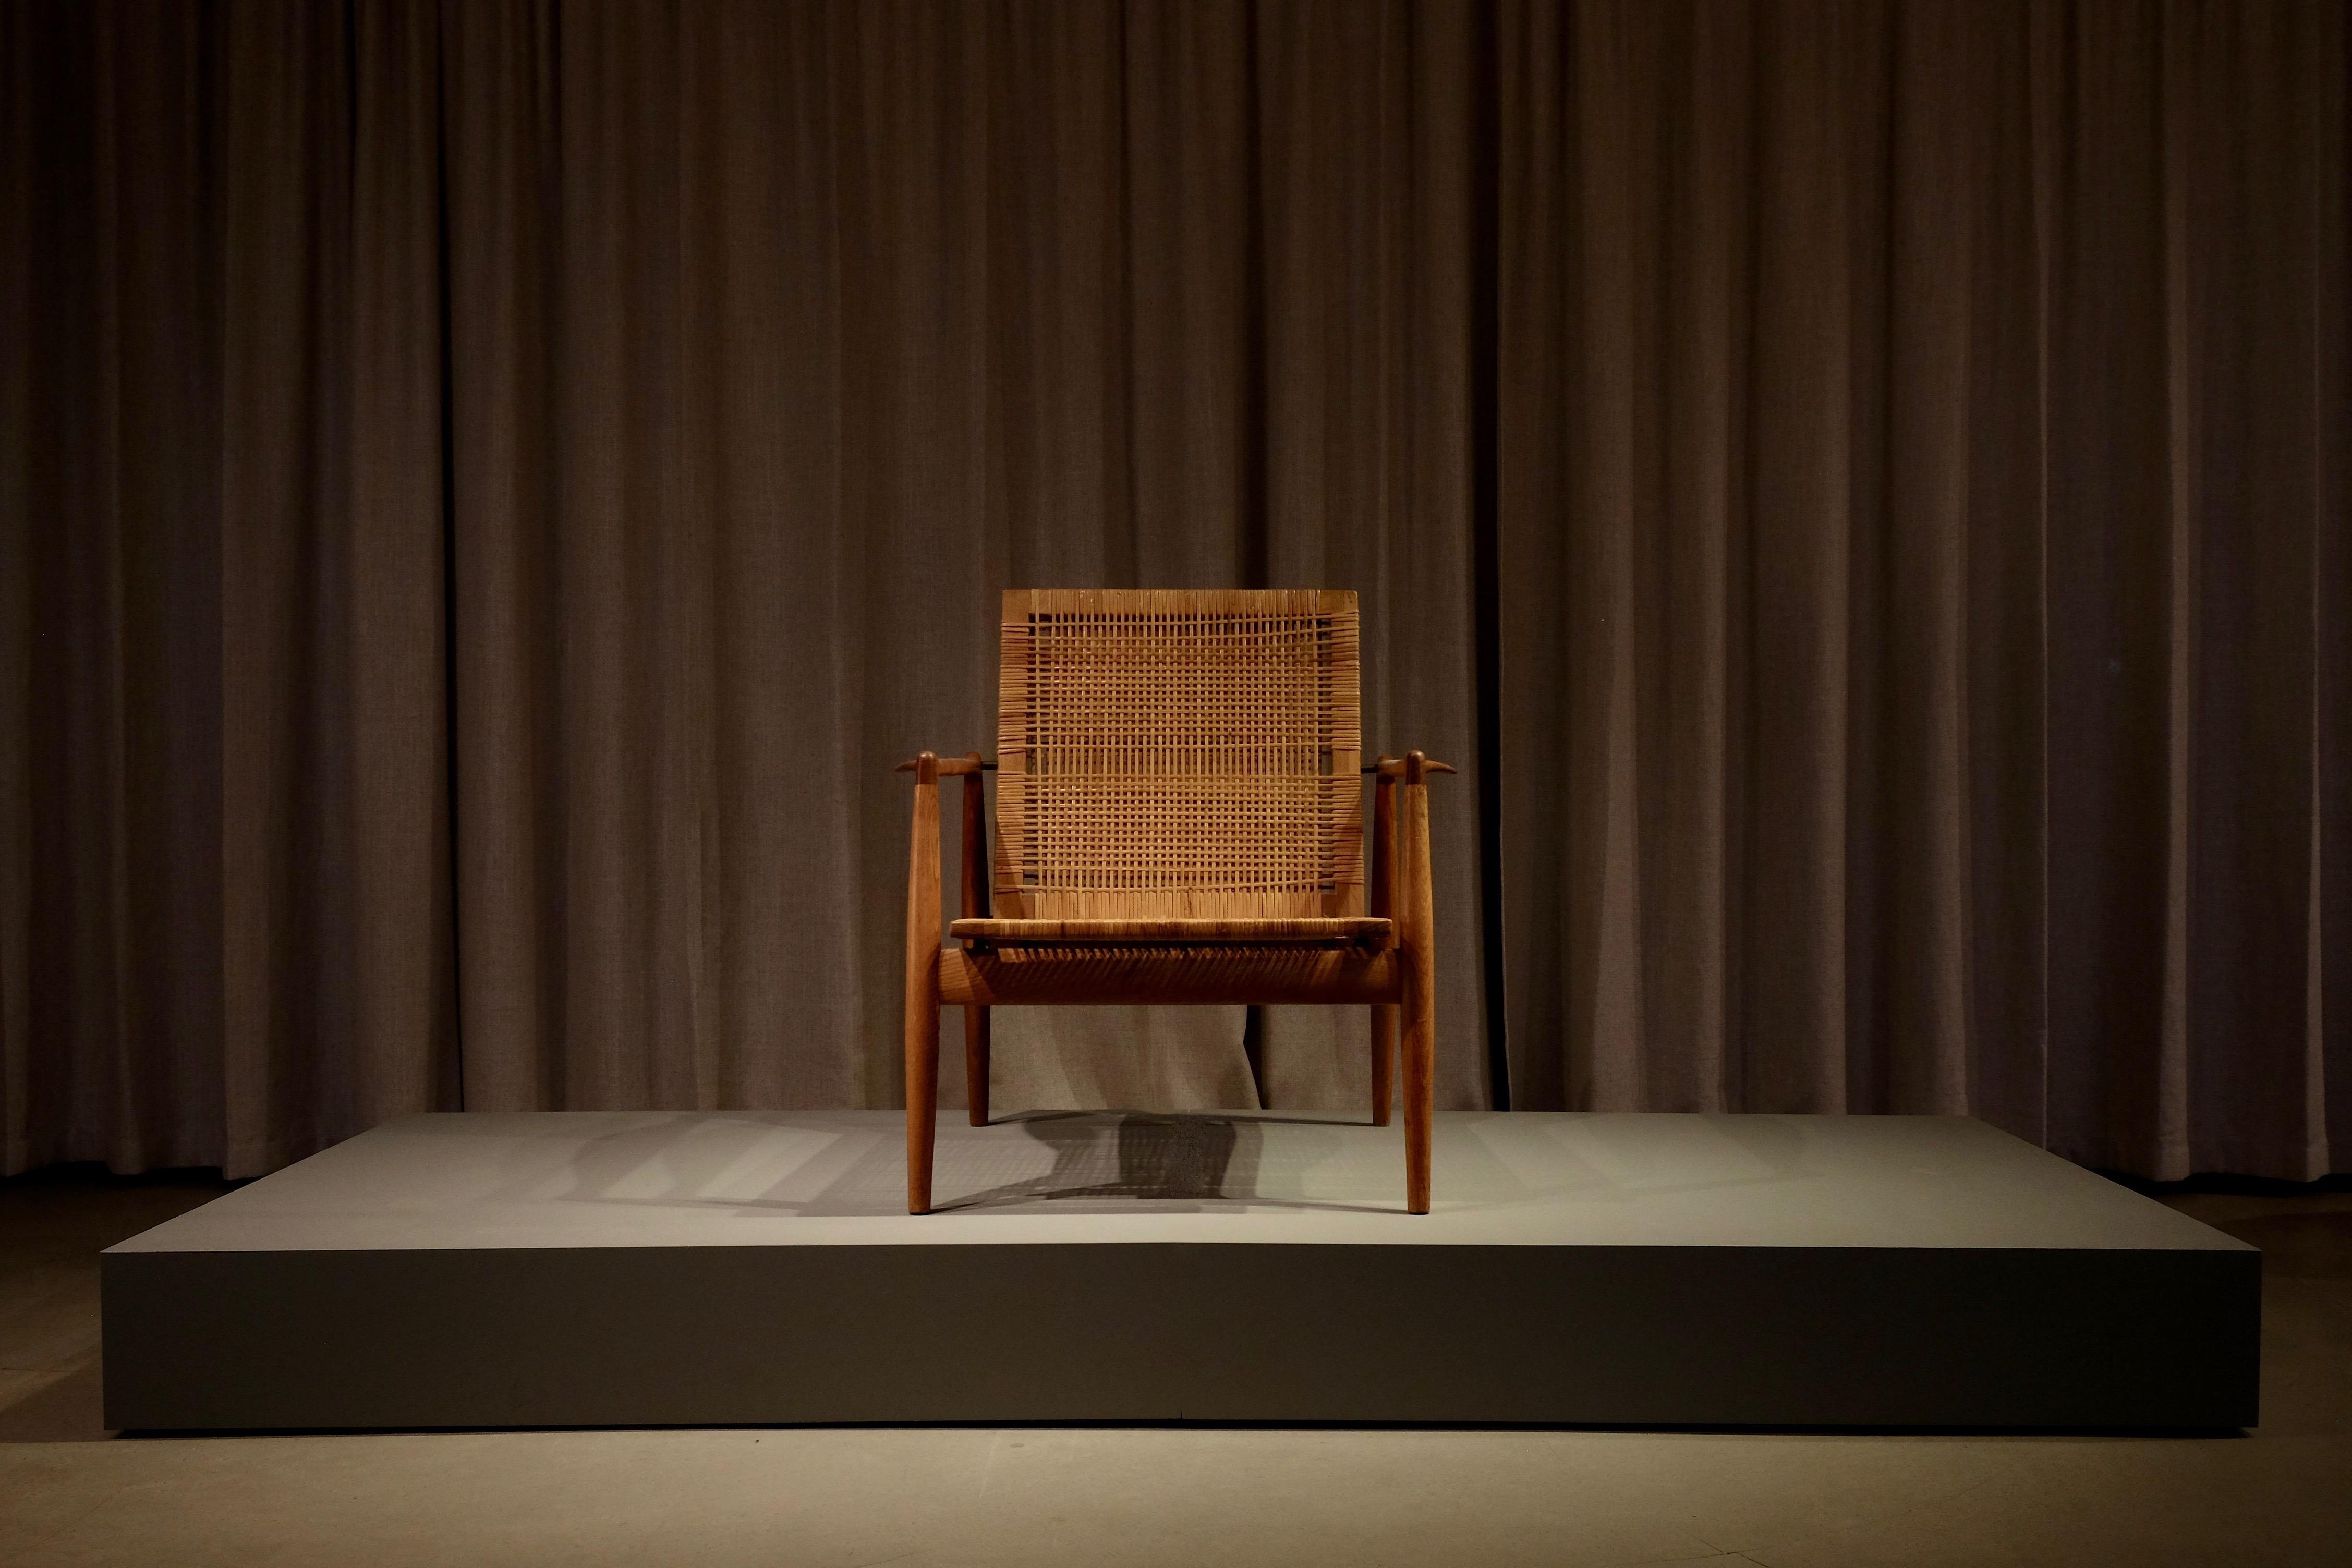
[2,1,2344,1183]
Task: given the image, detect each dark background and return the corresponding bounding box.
[1,0,2345,1182]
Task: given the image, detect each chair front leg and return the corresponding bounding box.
[1401,751,1437,1214]
[905,752,943,1213]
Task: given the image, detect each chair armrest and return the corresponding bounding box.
[1368,755,1457,779]
[1369,753,1450,928]
[899,753,991,925]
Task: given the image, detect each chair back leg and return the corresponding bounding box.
[1369,769,1397,1127]
[959,765,991,1128]
[964,1006,991,1126]
[1402,754,1437,1213]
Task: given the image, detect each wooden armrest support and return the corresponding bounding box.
[902,752,992,926]
[1369,750,1444,937]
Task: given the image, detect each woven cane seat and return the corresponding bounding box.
[950,917,1390,948]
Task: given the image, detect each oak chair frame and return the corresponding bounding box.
[900,589,1450,1215]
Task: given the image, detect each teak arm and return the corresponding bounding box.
[896,752,990,928]
[1368,753,1453,938]
[902,751,944,950]
[1369,756,1457,778]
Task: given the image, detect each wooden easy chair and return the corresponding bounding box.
[898,589,1451,1214]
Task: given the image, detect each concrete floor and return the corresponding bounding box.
[2,1166,2347,1567]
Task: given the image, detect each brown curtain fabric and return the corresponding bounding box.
[1495,0,2351,1180]
[2,1,2344,1182]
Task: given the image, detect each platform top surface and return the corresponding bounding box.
[108,1111,2247,1255]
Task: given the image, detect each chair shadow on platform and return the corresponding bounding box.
[520,1109,1404,1218]
[935,1112,1403,1215]
[515,1109,1822,1219]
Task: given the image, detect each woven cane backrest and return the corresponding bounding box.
[994,589,1363,920]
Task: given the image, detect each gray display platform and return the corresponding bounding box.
[102,1110,2257,1431]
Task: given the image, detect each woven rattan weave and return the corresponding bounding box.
[995,588,1362,920]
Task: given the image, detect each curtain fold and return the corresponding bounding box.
[2,0,2345,1182]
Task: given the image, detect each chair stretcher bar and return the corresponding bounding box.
[937,947,1405,1007]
